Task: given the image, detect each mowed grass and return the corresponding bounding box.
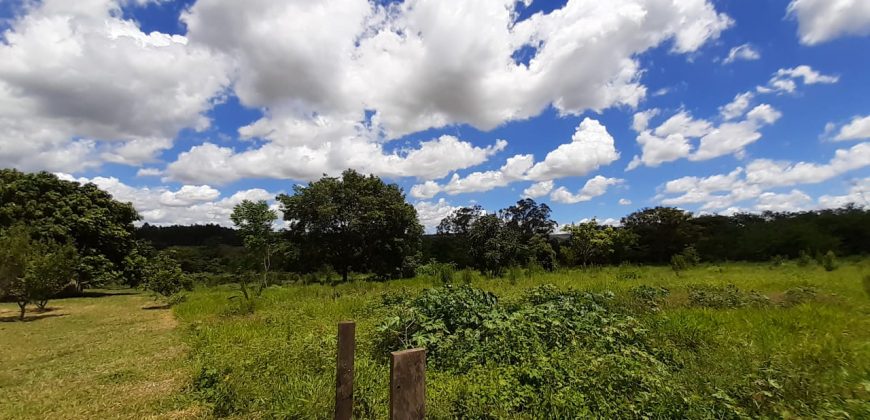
[0,290,203,419]
[176,260,870,418]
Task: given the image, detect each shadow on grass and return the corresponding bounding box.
[62,290,138,299]
[0,312,68,322]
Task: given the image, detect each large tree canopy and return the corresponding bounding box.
[0,169,140,288]
[277,169,423,281]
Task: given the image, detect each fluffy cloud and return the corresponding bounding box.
[161,0,731,183]
[719,92,754,120]
[550,176,623,204]
[723,43,760,64]
[628,102,780,168]
[523,180,555,199]
[410,118,619,198]
[833,115,870,141]
[526,118,620,181]
[659,142,870,211]
[0,0,231,172]
[788,0,870,45]
[618,198,632,205]
[757,65,839,94]
[745,142,870,187]
[166,135,507,185]
[182,0,730,138]
[413,199,459,231]
[57,174,277,226]
[753,189,813,212]
[818,178,870,208]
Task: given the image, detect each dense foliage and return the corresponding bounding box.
[136,223,241,248]
[277,169,423,281]
[0,225,78,318]
[0,169,140,289]
[177,262,870,418]
[426,205,870,269]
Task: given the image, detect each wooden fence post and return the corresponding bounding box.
[389,348,426,420]
[335,321,355,420]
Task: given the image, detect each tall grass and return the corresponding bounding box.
[174,260,870,418]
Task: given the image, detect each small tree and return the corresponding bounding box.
[231,200,278,294]
[0,226,77,319]
[562,219,617,267]
[27,242,78,311]
[142,251,191,304]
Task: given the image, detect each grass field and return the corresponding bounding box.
[175,261,870,418]
[0,290,202,419]
[2,261,869,419]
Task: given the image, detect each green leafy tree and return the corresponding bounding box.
[0,225,77,319]
[231,200,279,293]
[142,251,191,303]
[467,214,522,276]
[499,198,557,240]
[561,219,620,266]
[277,170,423,281]
[0,169,140,290]
[435,205,485,267]
[499,199,557,269]
[622,207,698,263]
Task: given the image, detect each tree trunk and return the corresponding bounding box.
[342,266,349,283]
[18,301,26,320]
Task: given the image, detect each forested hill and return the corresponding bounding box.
[136,224,242,249]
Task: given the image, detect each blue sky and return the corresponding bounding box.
[1,0,868,229]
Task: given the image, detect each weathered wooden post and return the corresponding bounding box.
[389,348,426,420]
[335,321,355,420]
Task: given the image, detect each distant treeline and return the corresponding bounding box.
[136,223,242,248]
[144,204,870,274]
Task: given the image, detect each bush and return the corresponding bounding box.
[671,246,701,275]
[416,260,456,284]
[797,250,813,267]
[687,284,769,309]
[770,255,786,268]
[142,252,192,302]
[628,285,670,312]
[375,284,687,417]
[616,264,640,281]
[780,286,817,307]
[821,250,837,272]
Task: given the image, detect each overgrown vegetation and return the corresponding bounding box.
[175,262,870,418]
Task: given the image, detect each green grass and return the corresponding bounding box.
[2,262,868,418]
[0,290,202,419]
[175,260,870,418]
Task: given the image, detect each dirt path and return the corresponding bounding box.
[0,291,204,419]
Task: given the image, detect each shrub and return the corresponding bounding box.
[671,246,701,275]
[780,286,817,307]
[628,285,670,312]
[797,250,813,267]
[670,254,690,274]
[821,250,837,272]
[375,284,684,417]
[769,255,786,268]
[142,252,192,302]
[687,284,769,309]
[616,264,640,281]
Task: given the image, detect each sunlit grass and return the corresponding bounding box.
[0,290,202,419]
[176,260,870,418]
